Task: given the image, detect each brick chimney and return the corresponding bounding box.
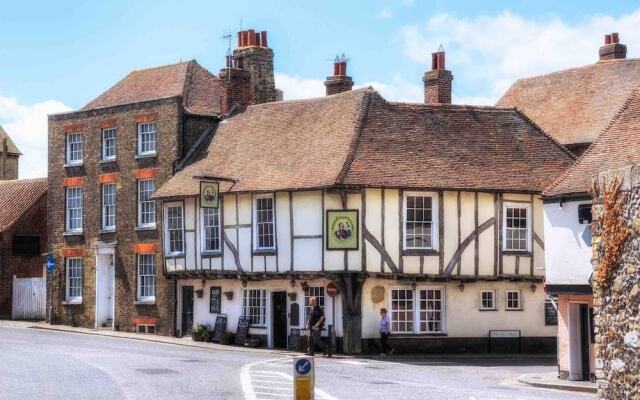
[233,29,277,104]
[423,46,453,104]
[219,53,252,115]
[599,32,627,61]
[325,55,354,95]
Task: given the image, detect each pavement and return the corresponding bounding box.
[519,372,597,394]
[0,320,596,399]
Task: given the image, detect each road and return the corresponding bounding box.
[0,327,593,400]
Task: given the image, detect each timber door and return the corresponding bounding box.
[181,286,194,337]
[579,304,591,381]
[272,291,287,349]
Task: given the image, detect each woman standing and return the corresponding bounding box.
[379,308,395,355]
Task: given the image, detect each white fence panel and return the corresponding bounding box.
[12,276,46,320]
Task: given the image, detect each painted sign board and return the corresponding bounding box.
[489,330,521,338]
[293,356,314,400]
[200,181,219,208]
[210,286,222,314]
[326,210,359,250]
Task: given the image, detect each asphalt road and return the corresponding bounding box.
[0,327,593,400]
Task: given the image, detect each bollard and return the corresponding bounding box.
[293,355,315,400]
[327,324,335,357]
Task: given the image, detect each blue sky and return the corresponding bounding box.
[1,0,639,178]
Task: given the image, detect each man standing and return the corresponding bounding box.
[306,296,327,356]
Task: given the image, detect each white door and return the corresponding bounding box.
[106,257,115,321]
[568,303,583,380]
[96,253,115,328]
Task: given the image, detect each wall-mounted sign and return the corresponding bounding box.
[326,282,338,298]
[210,286,222,314]
[200,181,219,208]
[544,301,558,326]
[46,254,56,273]
[326,210,359,250]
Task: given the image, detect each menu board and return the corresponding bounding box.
[545,301,558,326]
[235,316,250,345]
[210,286,222,314]
[212,314,227,342]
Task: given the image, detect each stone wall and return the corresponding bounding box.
[591,164,640,399]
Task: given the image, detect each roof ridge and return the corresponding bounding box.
[513,108,577,160]
[129,59,196,75]
[246,87,371,109]
[387,102,516,112]
[335,89,376,185]
[543,84,640,196]
[0,177,47,185]
[513,58,640,84]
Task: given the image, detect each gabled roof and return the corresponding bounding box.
[0,125,21,155]
[544,87,640,197]
[497,58,640,146]
[154,88,575,199]
[0,178,47,232]
[82,60,224,116]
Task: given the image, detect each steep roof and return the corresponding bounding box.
[0,178,47,232]
[82,60,223,116]
[544,87,640,197]
[154,88,575,198]
[497,58,640,146]
[0,125,22,155]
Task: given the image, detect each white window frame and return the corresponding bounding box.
[417,287,446,334]
[65,258,83,302]
[389,287,415,334]
[480,289,496,310]
[101,183,116,231]
[253,194,276,251]
[137,122,157,156]
[242,289,267,327]
[101,128,117,161]
[164,203,185,256]
[137,179,156,228]
[506,290,522,311]
[66,132,84,165]
[137,254,156,301]
[65,187,83,233]
[200,206,221,253]
[402,191,438,251]
[502,202,532,252]
[389,286,446,334]
[304,286,325,325]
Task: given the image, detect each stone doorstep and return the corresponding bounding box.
[518,372,597,394]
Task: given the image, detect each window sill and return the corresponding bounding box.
[201,251,222,258]
[135,153,157,160]
[479,308,498,312]
[502,250,532,256]
[253,250,277,256]
[134,299,156,306]
[165,253,185,259]
[63,231,84,237]
[401,249,439,256]
[99,158,117,164]
[99,228,116,234]
[389,333,448,337]
[62,299,83,305]
[505,308,523,312]
[135,226,157,231]
[64,163,84,168]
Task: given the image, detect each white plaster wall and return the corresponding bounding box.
[292,191,322,236]
[383,189,400,270]
[459,192,475,275]
[275,192,291,271]
[365,189,382,272]
[533,195,545,276]
[543,201,593,286]
[478,193,495,276]
[443,191,458,268]
[361,278,556,338]
[346,193,362,271]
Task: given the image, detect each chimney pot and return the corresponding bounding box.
[238,31,243,47]
[424,47,452,104]
[333,62,340,76]
[254,32,260,47]
[437,51,445,70]
[605,34,612,45]
[612,32,619,43]
[260,31,268,47]
[599,32,626,61]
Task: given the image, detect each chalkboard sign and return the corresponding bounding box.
[235,316,250,345]
[212,314,227,342]
[545,301,558,326]
[289,303,300,326]
[288,328,301,351]
[210,286,222,314]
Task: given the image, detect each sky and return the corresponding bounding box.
[1,0,640,178]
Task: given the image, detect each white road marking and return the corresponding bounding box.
[241,357,340,400]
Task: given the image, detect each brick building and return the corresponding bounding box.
[47,30,276,335]
[0,178,48,318]
[0,125,21,180]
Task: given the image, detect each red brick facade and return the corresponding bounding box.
[0,193,47,317]
[48,97,218,335]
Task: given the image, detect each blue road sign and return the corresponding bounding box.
[46,254,56,273]
[295,359,311,375]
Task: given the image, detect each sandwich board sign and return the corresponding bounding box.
[293,356,314,400]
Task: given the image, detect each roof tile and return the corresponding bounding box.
[0,178,47,232]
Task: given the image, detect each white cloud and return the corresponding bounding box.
[275,73,326,100]
[358,75,423,103]
[400,9,640,103]
[376,8,393,19]
[0,93,72,179]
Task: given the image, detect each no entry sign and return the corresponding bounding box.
[326,282,338,298]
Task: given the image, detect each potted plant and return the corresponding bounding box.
[203,325,214,342]
[192,324,207,342]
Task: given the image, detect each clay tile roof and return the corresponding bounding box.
[0,125,22,155]
[497,58,640,146]
[544,87,640,197]
[154,88,575,198]
[0,178,47,232]
[82,60,223,116]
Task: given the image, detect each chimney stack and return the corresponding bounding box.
[599,32,627,61]
[325,54,354,96]
[423,45,453,104]
[233,29,277,104]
